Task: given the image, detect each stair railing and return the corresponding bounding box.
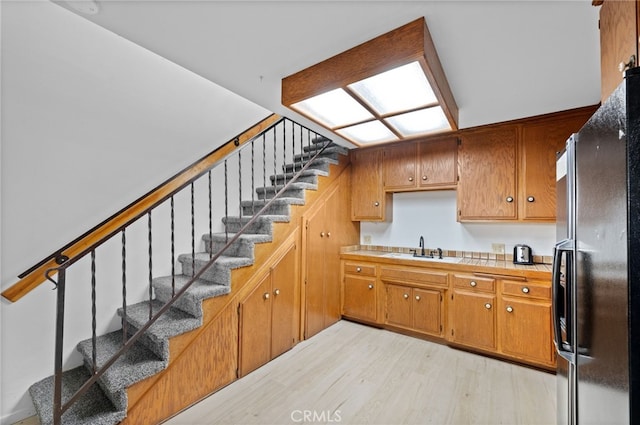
[2,114,334,425]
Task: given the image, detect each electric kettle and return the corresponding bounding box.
[513,244,533,265]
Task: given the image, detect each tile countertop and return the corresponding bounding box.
[341,246,553,281]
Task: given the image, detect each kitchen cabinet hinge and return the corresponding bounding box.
[457,138,462,146]
[440,324,443,332]
[305,220,309,230]
[237,304,241,314]
[236,368,239,378]
[451,329,454,336]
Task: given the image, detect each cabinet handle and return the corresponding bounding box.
[422,175,428,181]
[374,201,380,207]
[619,54,636,73]
[274,289,280,296]
[368,284,374,290]
[527,196,535,202]
[320,232,325,238]
[415,295,421,301]
[522,287,530,294]
[403,293,409,299]
[506,196,514,203]
[470,281,477,287]
[484,303,492,309]
[356,267,362,272]
[263,292,270,300]
[327,232,331,238]
[506,306,514,313]
[408,177,414,182]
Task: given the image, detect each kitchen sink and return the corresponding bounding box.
[380,252,461,264]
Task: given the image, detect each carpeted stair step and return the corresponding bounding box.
[302,141,348,154]
[178,252,253,285]
[222,214,290,234]
[201,232,272,259]
[117,299,201,361]
[240,197,304,216]
[270,168,326,186]
[29,366,126,425]
[292,149,343,165]
[76,331,166,411]
[153,274,232,318]
[282,157,336,174]
[254,181,315,201]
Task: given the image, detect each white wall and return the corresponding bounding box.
[360,191,556,257]
[0,2,270,423]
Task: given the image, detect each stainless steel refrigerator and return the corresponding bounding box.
[553,67,640,424]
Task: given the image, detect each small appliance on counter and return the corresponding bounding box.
[513,244,533,265]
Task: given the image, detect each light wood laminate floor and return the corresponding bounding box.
[164,320,556,425]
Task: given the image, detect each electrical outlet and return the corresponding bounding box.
[491,243,505,254]
[363,235,372,244]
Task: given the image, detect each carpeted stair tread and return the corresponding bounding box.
[222,214,289,235]
[76,331,166,395]
[153,274,231,318]
[118,299,201,342]
[240,197,305,208]
[29,366,125,425]
[256,181,317,195]
[178,252,254,284]
[302,143,349,156]
[293,149,343,164]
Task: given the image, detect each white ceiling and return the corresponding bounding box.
[55,0,602,146]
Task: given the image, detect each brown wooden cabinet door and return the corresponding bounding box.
[305,201,326,339]
[500,298,553,365]
[413,288,442,336]
[599,0,638,103]
[238,272,272,377]
[351,148,387,220]
[343,275,377,322]
[418,137,457,188]
[271,242,298,359]
[457,127,517,220]
[323,185,348,329]
[451,290,496,350]
[385,284,413,328]
[383,142,417,190]
[520,112,592,221]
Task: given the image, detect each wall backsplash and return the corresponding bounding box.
[359,190,556,256]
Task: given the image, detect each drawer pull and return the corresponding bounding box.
[506,306,514,313]
[368,284,374,290]
[522,287,530,294]
[274,289,280,296]
[415,295,421,301]
[506,196,514,203]
[263,292,270,300]
[422,175,428,181]
[408,177,414,182]
[356,267,362,272]
[484,303,492,310]
[374,201,380,207]
[470,281,477,287]
[403,293,409,299]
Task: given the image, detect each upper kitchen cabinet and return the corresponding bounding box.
[383,137,457,192]
[457,126,518,220]
[351,147,392,221]
[519,107,596,221]
[597,0,639,103]
[458,107,596,222]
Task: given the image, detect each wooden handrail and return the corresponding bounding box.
[1,114,282,303]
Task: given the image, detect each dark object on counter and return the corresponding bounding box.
[513,244,533,265]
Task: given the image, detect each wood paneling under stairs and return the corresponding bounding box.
[164,320,556,425]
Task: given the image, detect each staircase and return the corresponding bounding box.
[27,137,349,425]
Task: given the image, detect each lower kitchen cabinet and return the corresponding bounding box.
[342,261,378,323]
[498,279,554,366]
[385,284,443,337]
[238,239,299,377]
[449,274,497,351]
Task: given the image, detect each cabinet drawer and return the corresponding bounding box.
[380,267,448,286]
[502,280,550,300]
[453,275,495,292]
[344,263,376,277]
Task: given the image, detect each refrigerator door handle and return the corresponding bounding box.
[552,240,575,363]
